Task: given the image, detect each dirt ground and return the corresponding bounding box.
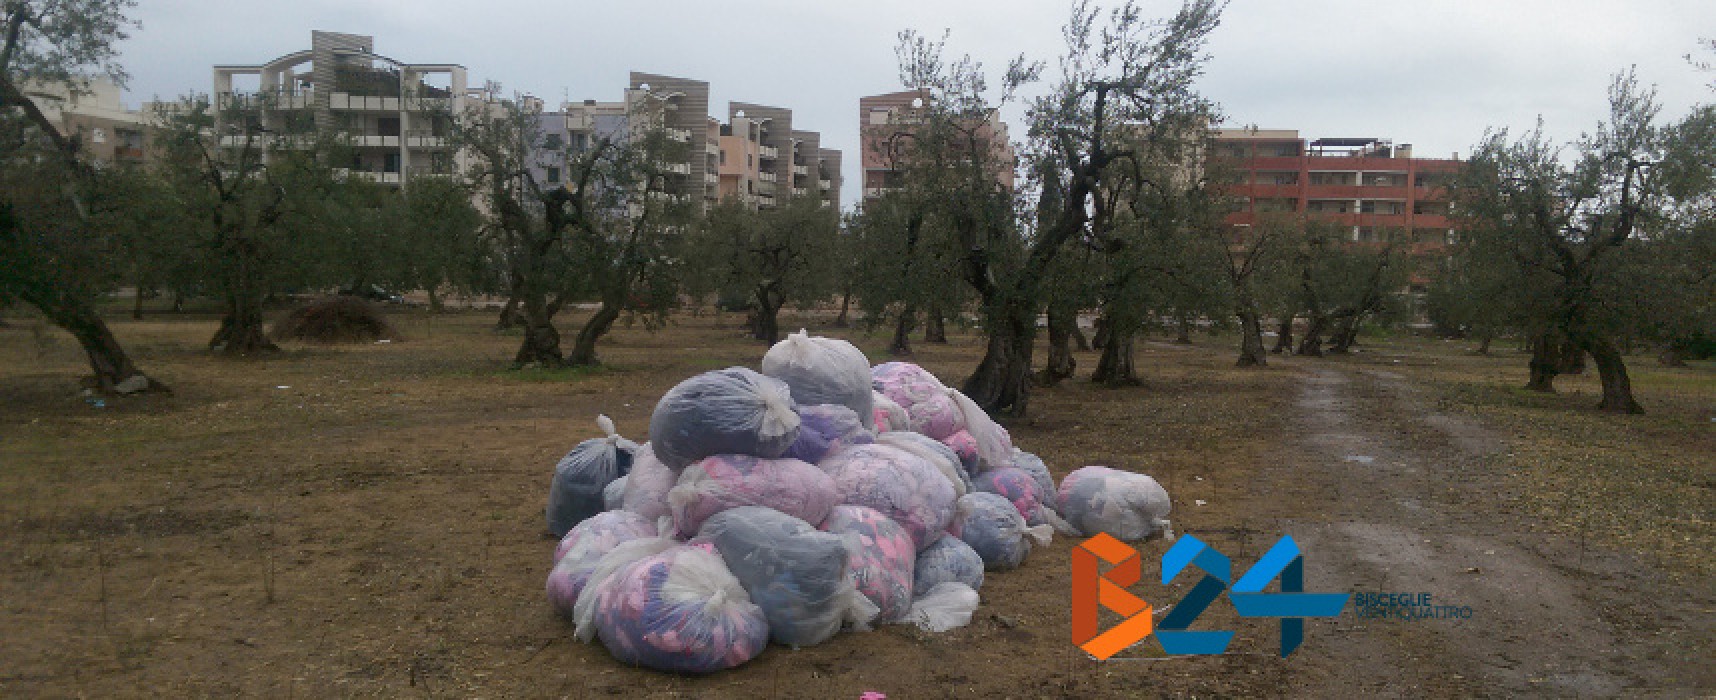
[1,308,1711,698]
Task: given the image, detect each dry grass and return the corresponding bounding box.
[0,308,1709,696]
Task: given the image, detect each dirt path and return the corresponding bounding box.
[1272,366,1711,698]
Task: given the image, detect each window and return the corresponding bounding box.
[383,153,400,174]
[544,133,563,150]
[377,117,400,137]
[720,150,726,166]
[747,154,753,168]
[547,167,560,184]
[91,127,106,143]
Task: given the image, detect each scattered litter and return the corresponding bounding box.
[375,339,392,344]
[1464,567,1482,574]
[1193,476,1204,481]
[1342,455,1375,464]
[1194,500,1207,507]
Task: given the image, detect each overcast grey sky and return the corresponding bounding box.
[114,1,1714,208]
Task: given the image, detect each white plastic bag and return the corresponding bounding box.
[602,474,629,512]
[572,537,679,642]
[546,415,638,536]
[649,368,801,471]
[694,506,877,647]
[667,454,839,538]
[870,391,910,432]
[946,389,1014,470]
[1056,466,1173,542]
[620,443,675,522]
[762,330,876,430]
[876,430,971,497]
[907,582,981,633]
[576,541,769,674]
[952,492,1052,571]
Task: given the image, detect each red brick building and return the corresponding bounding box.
[1214,129,1460,253]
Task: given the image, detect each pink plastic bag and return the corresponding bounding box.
[820,505,916,622]
[669,454,839,537]
[546,510,659,618]
[621,443,675,523]
[818,443,956,552]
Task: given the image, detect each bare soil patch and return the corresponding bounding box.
[0,312,1709,697]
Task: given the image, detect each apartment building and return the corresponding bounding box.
[709,102,839,210]
[629,72,713,205]
[25,77,152,166]
[858,89,1015,202]
[1213,129,1460,251]
[211,31,471,188]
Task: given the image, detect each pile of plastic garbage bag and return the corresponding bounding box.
[541,329,1173,674]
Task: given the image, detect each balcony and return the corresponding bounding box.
[758,171,777,183]
[662,162,691,175]
[758,145,778,159]
[792,187,808,196]
[407,165,458,179]
[329,93,402,111]
[863,187,888,198]
[337,169,402,185]
[217,90,314,111]
[406,130,448,148]
[1361,185,1410,200]
[405,96,453,112]
[819,178,832,190]
[792,165,809,176]
[353,135,401,148]
[704,172,720,185]
[666,128,692,143]
[706,141,720,156]
[114,146,145,162]
[1237,183,1300,199]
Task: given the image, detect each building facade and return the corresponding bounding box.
[26,77,152,166]
[858,89,1015,203]
[1213,129,1460,251]
[212,31,471,188]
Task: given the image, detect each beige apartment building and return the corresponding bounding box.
[716,102,840,211]
[25,77,152,166]
[211,31,473,188]
[859,88,1014,202]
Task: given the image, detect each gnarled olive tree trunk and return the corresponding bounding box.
[889,305,916,356]
[1271,315,1294,354]
[24,288,166,394]
[1040,300,1079,385]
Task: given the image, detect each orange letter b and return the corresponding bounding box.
[1072,533,1155,660]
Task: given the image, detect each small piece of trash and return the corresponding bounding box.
[1193,476,1204,481]
[1484,550,1495,555]
[860,693,888,700]
[275,385,290,390]
[1194,499,1208,507]
[375,339,392,344]
[1343,455,1375,464]
[1464,567,1482,574]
